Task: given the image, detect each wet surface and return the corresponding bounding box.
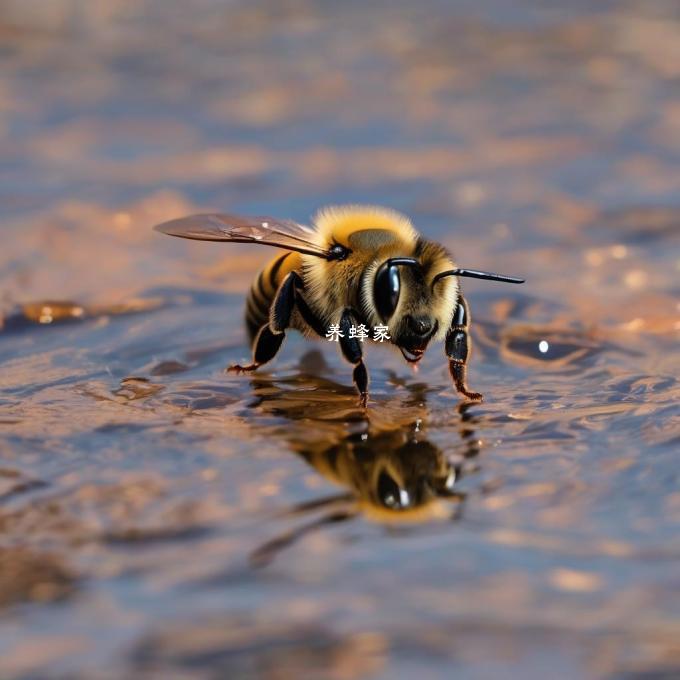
[0,1,679,678]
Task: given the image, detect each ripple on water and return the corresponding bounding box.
[0,3,679,676]
[499,325,601,369]
[0,298,168,333]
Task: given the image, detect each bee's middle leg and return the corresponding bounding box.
[445,294,483,402]
[228,272,296,373]
[339,308,369,408]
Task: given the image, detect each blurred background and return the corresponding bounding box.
[0,1,679,678]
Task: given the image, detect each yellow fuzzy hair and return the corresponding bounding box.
[312,204,418,249]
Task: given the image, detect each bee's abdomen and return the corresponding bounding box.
[245,252,292,344]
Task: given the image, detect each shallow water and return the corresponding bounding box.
[1,1,679,678]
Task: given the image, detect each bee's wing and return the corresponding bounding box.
[154,213,330,258]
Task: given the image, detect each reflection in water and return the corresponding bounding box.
[500,325,601,368]
[2,0,679,673]
[0,546,75,608]
[0,298,167,333]
[244,363,481,565]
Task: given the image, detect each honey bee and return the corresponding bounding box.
[244,375,479,565]
[251,432,465,566]
[154,205,524,406]
[297,429,462,518]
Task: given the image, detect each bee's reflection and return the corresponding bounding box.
[296,428,463,515]
[242,352,481,565]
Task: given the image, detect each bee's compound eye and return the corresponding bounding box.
[377,471,409,509]
[374,261,400,321]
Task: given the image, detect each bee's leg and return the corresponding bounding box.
[445,294,483,402]
[339,308,369,408]
[228,272,296,373]
[250,507,356,568]
[227,324,285,373]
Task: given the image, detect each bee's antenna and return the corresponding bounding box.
[432,269,525,290]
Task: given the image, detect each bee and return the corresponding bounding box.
[298,429,461,517]
[246,383,482,565]
[252,432,463,566]
[154,205,524,406]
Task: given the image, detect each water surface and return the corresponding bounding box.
[0,1,679,678]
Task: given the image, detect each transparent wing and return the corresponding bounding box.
[154,213,330,258]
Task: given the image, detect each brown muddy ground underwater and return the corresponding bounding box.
[1,1,679,678]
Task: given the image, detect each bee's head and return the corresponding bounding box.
[369,439,457,510]
[369,253,458,363]
[366,240,524,363]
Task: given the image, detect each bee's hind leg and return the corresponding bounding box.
[339,308,369,408]
[227,325,285,373]
[445,294,483,402]
[228,272,296,374]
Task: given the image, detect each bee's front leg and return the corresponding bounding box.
[339,308,369,408]
[445,294,483,402]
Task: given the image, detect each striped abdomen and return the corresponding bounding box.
[245,252,299,343]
